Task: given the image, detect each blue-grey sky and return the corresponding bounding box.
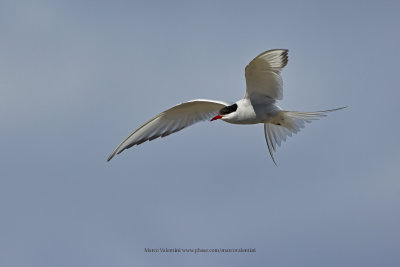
[1,0,400,266]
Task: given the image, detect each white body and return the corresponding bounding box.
[222,98,280,125]
[107,49,345,164]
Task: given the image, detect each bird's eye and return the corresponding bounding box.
[219,104,238,115]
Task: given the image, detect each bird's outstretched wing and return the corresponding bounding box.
[245,49,288,102]
[107,99,229,161]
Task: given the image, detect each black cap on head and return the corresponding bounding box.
[219,104,238,115]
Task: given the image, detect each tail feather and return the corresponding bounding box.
[264,107,346,165]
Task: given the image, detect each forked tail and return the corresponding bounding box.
[264,107,346,165]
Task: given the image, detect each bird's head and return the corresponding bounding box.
[211,103,238,121]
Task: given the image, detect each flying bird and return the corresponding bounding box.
[107,49,345,164]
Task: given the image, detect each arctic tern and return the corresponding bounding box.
[107,49,345,164]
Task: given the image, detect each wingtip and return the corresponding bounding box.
[264,124,279,166]
[268,148,278,166]
[272,158,278,167]
[107,152,116,162]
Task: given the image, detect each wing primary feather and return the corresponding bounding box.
[267,125,276,152]
[264,124,278,166]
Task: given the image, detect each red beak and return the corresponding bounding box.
[211,115,223,121]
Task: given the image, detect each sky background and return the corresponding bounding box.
[1,0,400,266]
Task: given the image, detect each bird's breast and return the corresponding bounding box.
[222,100,278,124]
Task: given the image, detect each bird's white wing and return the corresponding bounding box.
[245,49,288,102]
[107,99,229,161]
